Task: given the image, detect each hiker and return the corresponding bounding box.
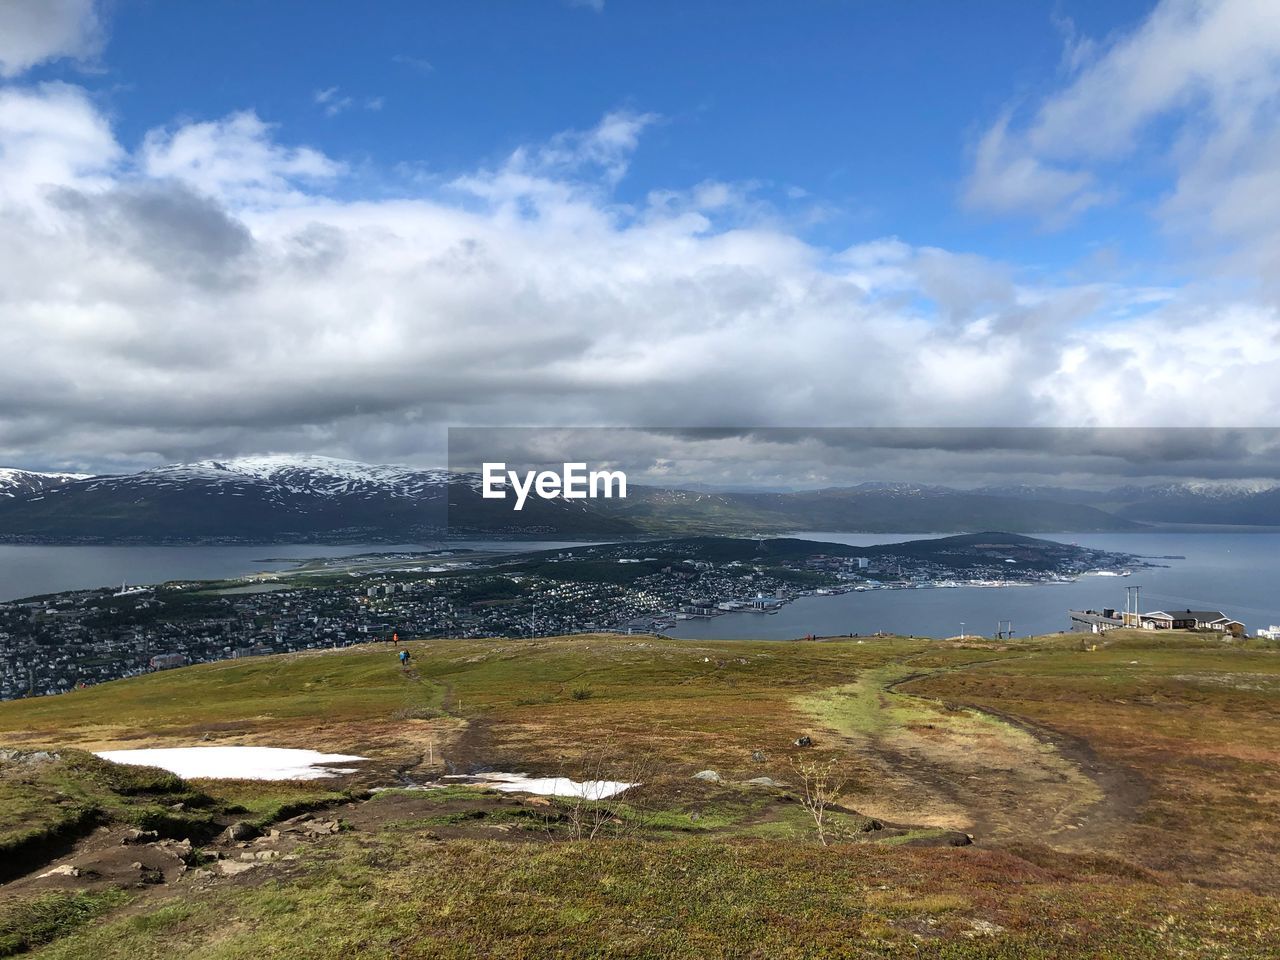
[398,649,410,668]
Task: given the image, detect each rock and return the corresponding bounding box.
[38,864,81,879]
[964,919,1006,938]
[793,736,813,748]
[745,776,780,788]
[220,821,259,843]
[239,850,279,862]
[157,838,195,863]
[215,860,256,876]
[524,797,553,807]
[121,829,159,845]
[692,770,722,782]
[751,750,767,763]
[302,819,341,836]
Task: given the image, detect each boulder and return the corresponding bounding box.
[751,750,767,763]
[121,829,159,845]
[745,776,780,788]
[220,821,259,843]
[793,736,813,748]
[156,838,195,863]
[692,770,722,782]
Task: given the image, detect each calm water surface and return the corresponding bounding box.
[0,540,592,602]
[2,532,1275,639]
[668,531,1280,640]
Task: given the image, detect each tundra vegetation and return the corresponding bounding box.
[0,629,1278,957]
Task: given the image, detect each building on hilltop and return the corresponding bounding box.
[1069,608,1124,633]
[1139,609,1245,636]
[1070,606,1245,636]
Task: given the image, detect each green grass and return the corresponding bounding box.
[0,889,130,956]
[26,834,1280,960]
[0,648,448,745]
[0,750,216,866]
[3,630,1279,957]
[208,781,364,829]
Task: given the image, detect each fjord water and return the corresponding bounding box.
[0,540,589,602]
[1,532,1276,639]
[668,531,1280,640]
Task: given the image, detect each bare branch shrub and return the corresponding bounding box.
[790,756,850,846]
[556,739,665,841]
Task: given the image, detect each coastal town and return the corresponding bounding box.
[0,533,1185,700]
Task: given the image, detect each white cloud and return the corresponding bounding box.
[139,111,342,204]
[451,110,658,213]
[314,86,384,118]
[0,83,120,206]
[391,54,433,74]
[964,0,1280,243]
[964,114,1110,225]
[0,0,101,78]
[0,87,1275,471]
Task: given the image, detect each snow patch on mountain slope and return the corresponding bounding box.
[1116,480,1280,499]
[0,468,91,497]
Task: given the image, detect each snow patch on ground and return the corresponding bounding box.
[95,746,368,781]
[442,772,635,799]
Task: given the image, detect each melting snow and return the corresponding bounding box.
[95,746,367,781]
[442,772,635,799]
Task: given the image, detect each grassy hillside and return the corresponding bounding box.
[1,631,1278,957]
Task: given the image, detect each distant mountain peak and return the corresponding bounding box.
[0,468,91,498]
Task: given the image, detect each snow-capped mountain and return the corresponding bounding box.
[0,468,90,498]
[0,456,634,542]
[1105,480,1280,526]
[5,455,1257,543]
[90,455,456,501]
[1109,480,1280,500]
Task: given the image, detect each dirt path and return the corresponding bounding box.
[798,656,1147,849]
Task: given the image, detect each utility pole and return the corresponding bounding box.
[1126,584,1143,628]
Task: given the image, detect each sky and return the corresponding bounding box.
[1,0,1279,477]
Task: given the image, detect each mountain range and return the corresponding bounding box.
[0,468,89,499]
[0,456,1276,543]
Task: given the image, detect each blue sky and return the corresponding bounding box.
[63,1,1160,269]
[0,0,1277,471]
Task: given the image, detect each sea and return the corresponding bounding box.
[667,531,1280,640]
[0,531,1276,639]
[0,539,587,603]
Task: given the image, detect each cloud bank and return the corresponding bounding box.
[0,0,1277,474]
